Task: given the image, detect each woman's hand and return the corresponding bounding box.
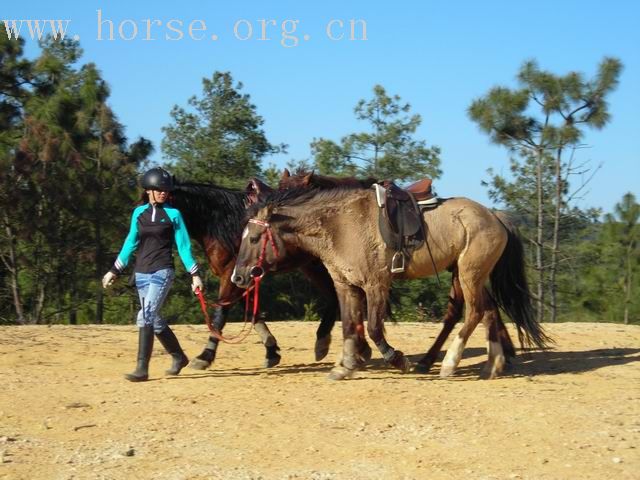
[102,272,116,289]
[191,275,204,294]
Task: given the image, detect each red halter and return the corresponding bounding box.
[194,217,280,344]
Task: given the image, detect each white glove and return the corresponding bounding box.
[102,271,116,289]
[191,275,204,294]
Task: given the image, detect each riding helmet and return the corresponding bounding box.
[141,167,174,192]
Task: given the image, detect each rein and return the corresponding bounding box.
[194,218,280,344]
[195,287,255,344]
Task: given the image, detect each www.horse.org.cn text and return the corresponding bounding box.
[1,10,368,48]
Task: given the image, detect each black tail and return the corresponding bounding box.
[490,221,552,349]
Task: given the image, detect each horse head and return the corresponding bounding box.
[245,177,274,205]
[232,203,286,289]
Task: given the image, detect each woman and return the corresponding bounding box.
[102,167,204,382]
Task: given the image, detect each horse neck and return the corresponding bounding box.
[278,189,375,262]
[172,186,246,251]
[199,235,236,276]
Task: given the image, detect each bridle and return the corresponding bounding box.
[247,218,280,279]
[194,217,280,344]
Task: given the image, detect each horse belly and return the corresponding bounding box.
[402,241,457,279]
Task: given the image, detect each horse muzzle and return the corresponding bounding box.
[231,264,265,288]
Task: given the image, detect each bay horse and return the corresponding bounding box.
[170,180,369,369]
[232,186,550,380]
[278,169,517,372]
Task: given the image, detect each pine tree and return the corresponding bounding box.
[311,85,441,182]
[469,57,622,322]
[0,29,32,323]
[1,35,151,324]
[162,71,286,187]
[604,193,639,324]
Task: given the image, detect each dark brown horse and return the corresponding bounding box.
[171,180,352,369]
[232,186,550,380]
[278,169,517,372]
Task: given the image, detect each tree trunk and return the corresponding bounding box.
[69,267,78,325]
[34,281,46,324]
[624,241,632,325]
[95,121,104,324]
[3,215,26,324]
[95,211,104,325]
[549,148,563,323]
[535,149,545,323]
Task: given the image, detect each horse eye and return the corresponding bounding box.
[249,235,261,244]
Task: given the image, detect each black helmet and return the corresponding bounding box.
[141,167,174,192]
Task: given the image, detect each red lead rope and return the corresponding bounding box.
[195,218,278,344]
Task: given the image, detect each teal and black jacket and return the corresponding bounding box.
[110,203,199,276]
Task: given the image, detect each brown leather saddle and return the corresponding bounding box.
[373,179,439,273]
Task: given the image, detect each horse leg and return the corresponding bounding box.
[300,262,371,362]
[366,288,411,373]
[190,305,228,370]
[440,267,488,378]
[299,262,337,361]
[414,269,515,373]
[415,270,464,373]
[496,309,516,362]
[480,299,506,379]
[253,321,281,368]
[328,283,365,380]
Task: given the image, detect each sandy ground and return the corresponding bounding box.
[0,321,639,480]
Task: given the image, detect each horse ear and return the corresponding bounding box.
[282,168,290,179]
[256,204,274,222]
[302,171,313,185]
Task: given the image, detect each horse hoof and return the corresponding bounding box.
[328,366,355,380]
[189,358,211,370]
[357,342,373,363]
[398,356,412,374]
[439,363,456,378]
[413,362,432,374]
[388,351,411,373]
[264,353,281,368]
[479,365,502,380]
[314,336,331,361]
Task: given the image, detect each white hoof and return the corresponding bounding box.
[328,366,355,380]
[440,362,457,378]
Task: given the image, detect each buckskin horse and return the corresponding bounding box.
[231,186,550,380]
[278,169,518,373]
[170,180,370,369]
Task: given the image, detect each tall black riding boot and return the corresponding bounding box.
[125,326,154,382]
[156,327,189,376]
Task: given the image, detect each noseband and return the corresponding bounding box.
[248,218,280,276]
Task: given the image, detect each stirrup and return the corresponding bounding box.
[391,251,405,273]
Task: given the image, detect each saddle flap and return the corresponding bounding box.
[384,195,422,238]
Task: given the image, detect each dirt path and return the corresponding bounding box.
[1,322,639,479]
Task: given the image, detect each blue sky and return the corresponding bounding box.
[4,1,639,214]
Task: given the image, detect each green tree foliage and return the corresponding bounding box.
[0,33,150,324]
[565,194,639,325]
[162,71,286,187]
[602,193,639,324]
[0,31,32,323]
[469,58,622,322]
[1,32,636,328]
[311,85,441,182]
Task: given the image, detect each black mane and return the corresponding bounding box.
[246,185,366,220]
[289,168,378,189]
[171,181,247,251]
